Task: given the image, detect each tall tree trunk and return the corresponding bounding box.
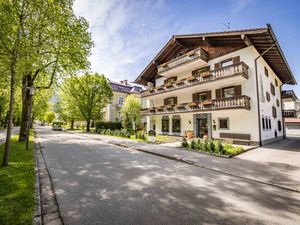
[70,119,74,130]
[86,119,90,132]
[2,66,16,167]
[19,75,33,142]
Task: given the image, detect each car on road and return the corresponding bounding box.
[52,122,63,131]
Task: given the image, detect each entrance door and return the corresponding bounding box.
[197,118,208,138]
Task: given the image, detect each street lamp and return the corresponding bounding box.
[25,86,35,150]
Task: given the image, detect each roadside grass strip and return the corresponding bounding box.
[0,135,35,225]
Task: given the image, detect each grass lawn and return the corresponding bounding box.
[0,134,35,225]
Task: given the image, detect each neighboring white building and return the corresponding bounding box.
[282,90,300,136]
[135,25,297,146]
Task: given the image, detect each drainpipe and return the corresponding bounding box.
[254,43,276,146]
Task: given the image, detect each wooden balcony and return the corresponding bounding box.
[283,109,297,118]
[142,62,249,97]
[141,96,251,116]
[157,48,208,75]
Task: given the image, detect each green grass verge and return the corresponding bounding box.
[0,134,35,225]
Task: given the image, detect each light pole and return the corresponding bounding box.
[25,86,35,150]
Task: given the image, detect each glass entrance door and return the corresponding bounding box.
[197,118,208,138]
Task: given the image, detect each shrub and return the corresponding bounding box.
[181,137,189,148]
[190,139,196,150]
[203,140,208,151]
[95,121,122,131]
[213,140,223,154]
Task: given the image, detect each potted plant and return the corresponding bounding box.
[186,130,193,139]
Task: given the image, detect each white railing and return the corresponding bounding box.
[157,48,208,73]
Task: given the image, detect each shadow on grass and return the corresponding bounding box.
[0,135,35,225]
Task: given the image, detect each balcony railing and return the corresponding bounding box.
[143,62,249,97]
[157,48,208,74]
[141,96,251,116]
[283,109,296,118]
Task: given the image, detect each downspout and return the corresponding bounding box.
[254,43,276,146]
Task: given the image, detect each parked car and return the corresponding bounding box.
[52,122,63,131]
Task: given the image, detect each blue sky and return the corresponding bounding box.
[74,0,300,96]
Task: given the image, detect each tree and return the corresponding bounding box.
[121,95,142,131]
[17,0,93,141]
[61,73,113,131]
[44,111,55,124]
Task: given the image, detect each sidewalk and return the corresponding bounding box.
[67,130,300,192]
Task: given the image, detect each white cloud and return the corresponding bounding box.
[73,0,181,82]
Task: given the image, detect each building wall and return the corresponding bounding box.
[144,45,285,144]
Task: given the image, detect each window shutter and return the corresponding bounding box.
[206,91,212,99]
[272,106,277,118]
[164,98,167,105]
[214,62,221,70]
[234,85,242,96]
[192,93,198,102]
[232,56,240,64]
[216,89,221,98]
[173,97,177,105]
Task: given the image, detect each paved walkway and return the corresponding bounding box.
[67,130,300,192]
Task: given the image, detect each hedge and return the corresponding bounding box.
[95,121,122,131]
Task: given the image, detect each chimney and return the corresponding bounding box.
[120,80,123,84]
[124,80,128,85]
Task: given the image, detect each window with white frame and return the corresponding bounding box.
[118,97,124,106]
[218,118,229,129]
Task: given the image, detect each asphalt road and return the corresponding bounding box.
[37,126,300,225]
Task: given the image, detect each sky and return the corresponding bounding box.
[73,0,300,96]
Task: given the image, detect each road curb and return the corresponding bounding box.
[109,141,300,193]
[34,131,64,225]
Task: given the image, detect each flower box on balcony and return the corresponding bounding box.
[176,104,186,109]
[157,85,164,91]
[188,102,198,107]
[165,82,174,88]
[166,105,174,110]
[187,50,195,57]
[161,63,168,68]
[149,108,156,112]
[176,79,186,86]
[200,71,211,78]
[149,88,155,93]
[202,99,213,106]
[187,76,197,82]
[157,106,165,111]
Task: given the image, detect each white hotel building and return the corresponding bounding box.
[135,25,297,146]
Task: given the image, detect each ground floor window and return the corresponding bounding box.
[278,120,282,131]
[162,117,169,132]
[172,116,181,133]
[219,117,229,129]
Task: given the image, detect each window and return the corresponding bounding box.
[172,117,181,133]
[164,97,177,105]
[165,76,177,84]
[275,79,278,87]
[276,99,280,107]
[118,97,124,106]
[198,93,207,102]
[269,118,271,129]
[266,117,269,129]
[278,120,282,132]
[262,117,265,130]
[219,118,229,129]
[222,87,235,98]
[221,59,233,67]
[272,106,277,118]
[266,92,270,102]
[270,83,275,96]
[265,67,269,77]
[162,118,169,132]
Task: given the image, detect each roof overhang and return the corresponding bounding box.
[135,24,296,85]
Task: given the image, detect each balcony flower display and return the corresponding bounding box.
[166,104,174,110]
[157,106,165,111]
[149,88,155,93]
[186,130,193,139]
[188,102,198,107]
[202,99,213,106]
[176,104,186,109]
[165,82,174,88]
[149,107,156,112]
[176,79,185,86]
[187,76,197,82]
[200,71,211,78]
[157,85,164,91]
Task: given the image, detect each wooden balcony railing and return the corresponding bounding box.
[157,48,208,74]
[283,109,297,118]
[142,62,249,97]
[141,96,251,115]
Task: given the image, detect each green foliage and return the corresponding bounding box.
[0,135,35,225]
[181,138,244,156]
[97,128,131,138]
[121,95,142,131]
[181,137,189,148]
[95,121,122,131]
[60,73,113,131]
[135,131,147,140]
[44,111,56,124]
